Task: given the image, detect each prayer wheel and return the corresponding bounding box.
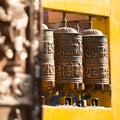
[40,25,55,104]
[54,27,83,84]
[41,26,55,82]
[82,29,109,84]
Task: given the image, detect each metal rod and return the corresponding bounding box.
[63,12,67,27]
[76,21,80,32]
[89,16,92,29]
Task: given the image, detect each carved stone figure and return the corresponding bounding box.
[8,0,29,49]
[8,0,29,72]
[13,73,33,104]
[0,44,13,104]
[0,0,29,72]
[0,44,33,105]
[0,0,13,48]
[0,72,33,105]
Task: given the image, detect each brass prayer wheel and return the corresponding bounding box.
[54,27,83,84]
[82,29,109,84]
[41,27,55,82]
[40,25,55,105]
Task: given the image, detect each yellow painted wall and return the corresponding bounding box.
[42,0,110,16]
[42,106,113,120]
[110,1,120,120]
[42,0,120,120]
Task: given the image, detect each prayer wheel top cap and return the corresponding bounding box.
[54,27,78,33]
[42,24,48,29]
[82,29,103,36]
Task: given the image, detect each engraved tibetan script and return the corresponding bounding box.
[56,61,82,78]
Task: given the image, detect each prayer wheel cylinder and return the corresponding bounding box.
[40,27,55,94]
[40,26,55,104]
[82,29,109,84]
[41,28,55,82]
[54,27,83,84]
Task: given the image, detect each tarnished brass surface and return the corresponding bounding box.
[40,29,55,105]
[54,27,83,83]
[82,29,109,84]
[41,29,55,82]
